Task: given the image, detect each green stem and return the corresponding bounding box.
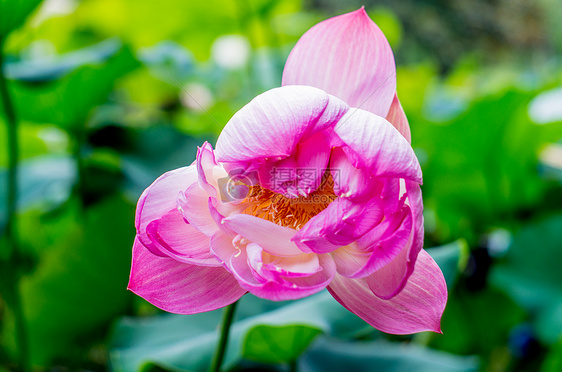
[7,281,29,372]
[209,301,239,372]
[0,39,30,372]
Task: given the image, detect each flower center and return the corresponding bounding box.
[241,174,336,230]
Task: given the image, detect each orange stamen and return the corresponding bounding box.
[242,174,336,229]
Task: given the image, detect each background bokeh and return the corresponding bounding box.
[1,0,562,371]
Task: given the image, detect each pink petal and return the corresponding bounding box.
[209,232,332,301]
[146,209,220,266]
[215,85,348,166]
[329,147,374,201]
[365,180,424,299]
[386,93,411,144]
[334,108,422,183]
[282,7,396,118]
[223,213,303,257]
[177,182,220,236]
[263,132,331,197]
[209,231,238,267]
[334,205,412,278]
[327,249,446,334]
[262,251,322,278]
[245,244,322,281]
[331,244,370,277]
[196,141,221,197]
[293,197,385,254]
[128,238,246,314]
[330,150,405,210]
[295,133,331,188]
[229,246,336,301]
[136,165,197,242]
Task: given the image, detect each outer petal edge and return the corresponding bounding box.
[327,249,447,334]
[128,237,246,314]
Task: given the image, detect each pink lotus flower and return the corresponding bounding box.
[128,8,447,334]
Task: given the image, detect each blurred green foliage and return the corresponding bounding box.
[0,0,41,37]
[0,0,561,371]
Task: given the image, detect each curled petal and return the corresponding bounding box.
[262,251,322,278]
[272,132,332,197]
[246,244,322,280]
[366,180,424,299]
[209,231,239,267]
[145,209,220,266]
[230,246,336,301]
[295,133,331,183]
[329,147,376,201]
[282,7,396,118]
[252,132,332,198]
[327,249,446,334]
[331,244,369,277]
[223,214,303,257]
[136,165,197,242]
[293,197,384,254]
[196,141,226,197]
[210,232,335,301]
[386,93,411,144]
[128,238,246,314]
[334,109,421,183]
[215,85,348,166]
[330,149,404,211]
[333,205,412,278]
[177,183,219,236]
